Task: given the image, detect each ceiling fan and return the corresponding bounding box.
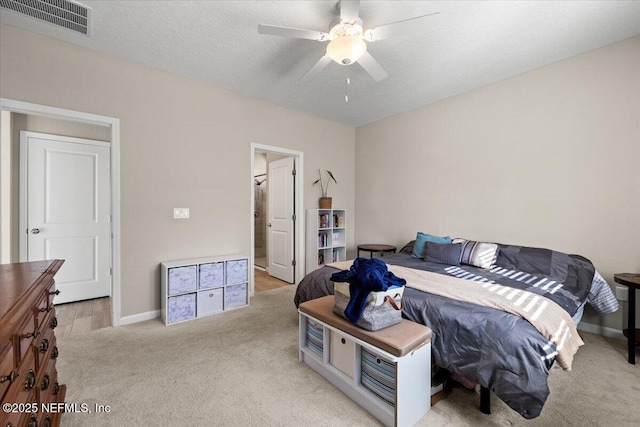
[258,0,439,82]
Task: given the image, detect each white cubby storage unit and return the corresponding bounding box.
[306,209,346,272]
[161,255,249,325]
[298,308,431,427]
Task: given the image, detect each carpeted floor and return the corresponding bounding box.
[57,285,640,426]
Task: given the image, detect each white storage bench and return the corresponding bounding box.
[298,296,432,427]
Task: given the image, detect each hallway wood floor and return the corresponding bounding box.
[55,297,112,338]
[254,267,290,292]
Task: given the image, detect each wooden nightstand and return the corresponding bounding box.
[357,244,397,259]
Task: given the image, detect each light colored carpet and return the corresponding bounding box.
[57,285,640,426]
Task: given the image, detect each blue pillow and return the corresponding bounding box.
[424,242,462,265]
[411,232,452,258]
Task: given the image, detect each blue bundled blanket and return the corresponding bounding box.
[330,257,406,323]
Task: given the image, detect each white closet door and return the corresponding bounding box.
[23,131,111,303]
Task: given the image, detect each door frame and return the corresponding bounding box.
[250,143,304,295]
[0,98,122,327]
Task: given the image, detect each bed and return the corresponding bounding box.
[294,239,619,419]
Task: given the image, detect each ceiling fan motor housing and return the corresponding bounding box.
[326,17,367,65]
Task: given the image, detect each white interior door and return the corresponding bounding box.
[267,156,294,283]
[22,131,111,303]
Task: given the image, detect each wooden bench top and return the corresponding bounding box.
[299,295,432,357]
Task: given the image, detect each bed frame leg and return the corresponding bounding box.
[480,386,491,414]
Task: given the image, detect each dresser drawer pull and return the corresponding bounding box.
[51,346,59,359]
[27,413,37,427]
[25,370,36,390]
[39,306,52,313]
[53,381,60,395]
[50,317,58,329]
[49,289,61,296]
[43,416,52,427]
[41,374,50,391]
[40,338,49,353]
[22,330,40,339]
[0,369,19,383]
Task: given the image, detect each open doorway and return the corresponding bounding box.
[250,144,304,295]
[0,98,122,327]
[253,152,268,269]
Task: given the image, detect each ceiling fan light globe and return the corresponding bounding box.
[326,35,367,65]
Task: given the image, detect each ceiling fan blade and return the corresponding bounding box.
[357,52,388,82]
[366,12,440,41]
[340,0,361,24]
[299,55,333,82]
[258,24,329,41]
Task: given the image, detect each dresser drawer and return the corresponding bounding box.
[38,346,58,405]
[330,330,355,379]
[15,312,37,363]
[46,280,59,307]
[35,310,56,370]
[41,367,59,407]
[0,405,24,427]
[34,288,52,331]
[4,349,37,410]
[38,412,55,427]
[0,344,16,401]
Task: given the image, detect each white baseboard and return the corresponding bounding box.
[119,309,160,326]
[577,321,625,340]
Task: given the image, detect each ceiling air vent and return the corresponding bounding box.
[0,0,91,35]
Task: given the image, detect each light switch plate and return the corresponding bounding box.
[173,208,190,219]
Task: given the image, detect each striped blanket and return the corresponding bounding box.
[328,260,583,370]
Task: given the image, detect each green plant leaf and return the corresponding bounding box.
[326,170,337,184]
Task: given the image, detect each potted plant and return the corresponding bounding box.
[313,169,337,209]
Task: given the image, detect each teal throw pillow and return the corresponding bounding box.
[411,232,452,258]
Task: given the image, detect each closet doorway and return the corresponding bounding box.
[253,152,268,269]
[250,144,304,295]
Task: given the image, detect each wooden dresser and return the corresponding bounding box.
[1,260,67,427]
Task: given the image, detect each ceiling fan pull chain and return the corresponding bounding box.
[345,76,351,103]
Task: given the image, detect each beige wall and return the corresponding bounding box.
[355,36,640,330]
[0,24,355,317]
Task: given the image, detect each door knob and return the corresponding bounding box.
[30,228,40,234]
[267,223,272,227]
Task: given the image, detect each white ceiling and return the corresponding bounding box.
[2,1,640,127]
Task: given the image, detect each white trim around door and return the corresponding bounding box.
[0,98,123,327]
[250,143,304,296]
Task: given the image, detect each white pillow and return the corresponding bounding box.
[452,238,499,269]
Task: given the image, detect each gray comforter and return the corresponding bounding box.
[294,243,618,419]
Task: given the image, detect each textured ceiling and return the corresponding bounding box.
[2,1,640,127]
